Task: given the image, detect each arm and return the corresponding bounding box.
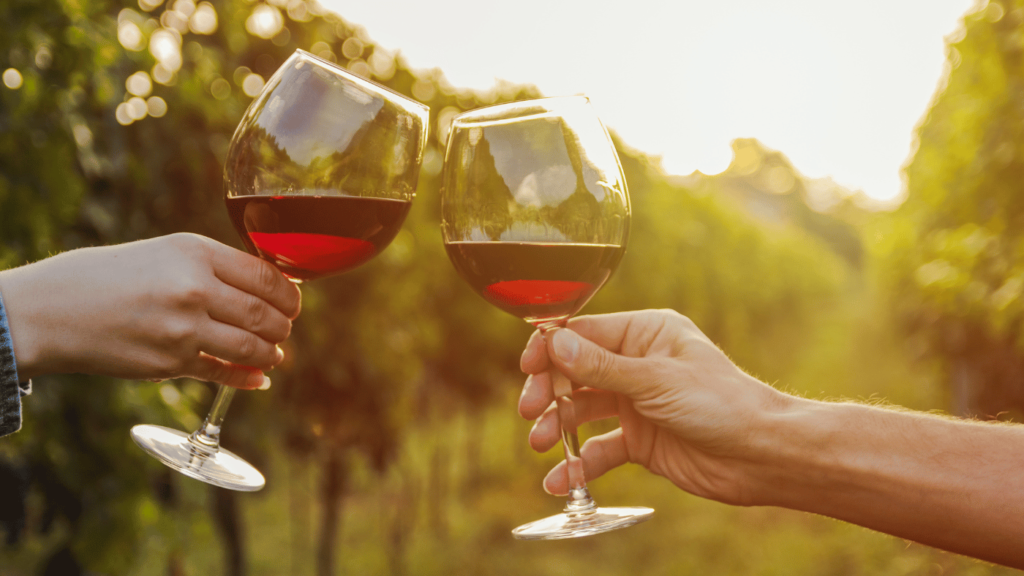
[761,400,1024,568]
[518,310,1024,569]
[0,233,301,390]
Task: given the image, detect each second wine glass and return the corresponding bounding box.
[131,49,429,491]
[441,96,653,539]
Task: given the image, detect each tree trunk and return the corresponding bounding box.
[167,551,185,576]
[211,487,246,576]
[464,410,482,490]
[290,458,311,576]
[427,442,449,541]
[316,451,349,576]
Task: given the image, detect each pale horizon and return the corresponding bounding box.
[320,0,979,205]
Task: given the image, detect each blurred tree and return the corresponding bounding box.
[886,0,1024,418]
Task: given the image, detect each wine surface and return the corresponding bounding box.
[226,195,411,281]
[444,242,624,326]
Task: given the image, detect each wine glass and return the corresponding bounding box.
[440,96,653,539]
[131,49,429,491]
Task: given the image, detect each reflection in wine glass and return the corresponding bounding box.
[131,50,429,491]
[441,96,653,539]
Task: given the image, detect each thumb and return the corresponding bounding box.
[546,328,649,395]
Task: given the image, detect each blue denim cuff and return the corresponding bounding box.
[0,291,24,437]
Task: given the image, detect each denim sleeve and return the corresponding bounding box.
[0,292,27,437]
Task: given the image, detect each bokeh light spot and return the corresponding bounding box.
[138,0,164,11]
[160,10,188,33]
[411,78,436,103]
[246,4,284,39]
[347,59,370,78]
[118,21,144,51]
[34,45,52,70]
[189,2,218,34]
[311,41,334,62]
[72,124,93,147]
[159,383,181,405]
[147,96,168,117]
[115,102,133,125]
[233,65,252,86]
[341,37,363,60]
[985,1,1005,22]
[173,0,195,17]
[2,68,23,89]
[287,0,311,22]
[368,49,395,80]
[242,73,265,97]
[210,77,231,100]
[127,96,149,120]
[152,63,175,85]
[150,28,182,72]
[126,71,153,97]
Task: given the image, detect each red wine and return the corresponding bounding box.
[226,195,411,281]
[444,242,624,326]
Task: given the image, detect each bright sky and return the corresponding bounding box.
[320,0,977,203]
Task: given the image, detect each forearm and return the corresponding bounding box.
[0,258,71,381]
[756,398,1024,568]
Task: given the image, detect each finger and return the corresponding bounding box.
[190,353,271,390]
[208,242,302,319]
[546,328,652,395]
[520,329,550,374]
[565,312,639,353]
[206,282,293,343]
[519,372,554,420]
[197,320,284,371]
[542,428,630,496]
[530,389,621,452]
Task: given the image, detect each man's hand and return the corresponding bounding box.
[0,233,301,390]
[518,309,791,505]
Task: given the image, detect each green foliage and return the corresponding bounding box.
[885,0,1024,416]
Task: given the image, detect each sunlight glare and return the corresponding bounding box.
[246,4,284,39]
[318,0,976,204]
[189,2,218,34]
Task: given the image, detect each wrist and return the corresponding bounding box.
[0,263,63,380]
[740,393,844,507]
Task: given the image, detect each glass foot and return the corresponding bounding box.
[130,424,265,492]
[512,506,654,540]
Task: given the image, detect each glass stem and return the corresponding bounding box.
[540,322,597,516]
[188,384,236,455]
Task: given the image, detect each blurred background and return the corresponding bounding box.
[1,0,1023,574]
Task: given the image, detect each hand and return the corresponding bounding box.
[518,309,793,505]
[0,233,301,390]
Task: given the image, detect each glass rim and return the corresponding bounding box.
[291,49,430,118]
[451,95,592,127]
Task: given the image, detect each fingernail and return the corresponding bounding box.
[552,329,579,363]
[257,376,271,391]
[542,469,556,495]
[519,375,532,402]
[520,345,534,367]
[275,345,285,361]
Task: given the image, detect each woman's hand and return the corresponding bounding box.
[518,310,793,505]
[0,233,301,390]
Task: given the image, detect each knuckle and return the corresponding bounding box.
[253,261,279,295]
[161,319,196,347]
[660,308,693,328]
[236,332,260,360]
[166,275,208,310]
[165,232,205,253]
[591,348,617,385]
[245,295,268,330]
